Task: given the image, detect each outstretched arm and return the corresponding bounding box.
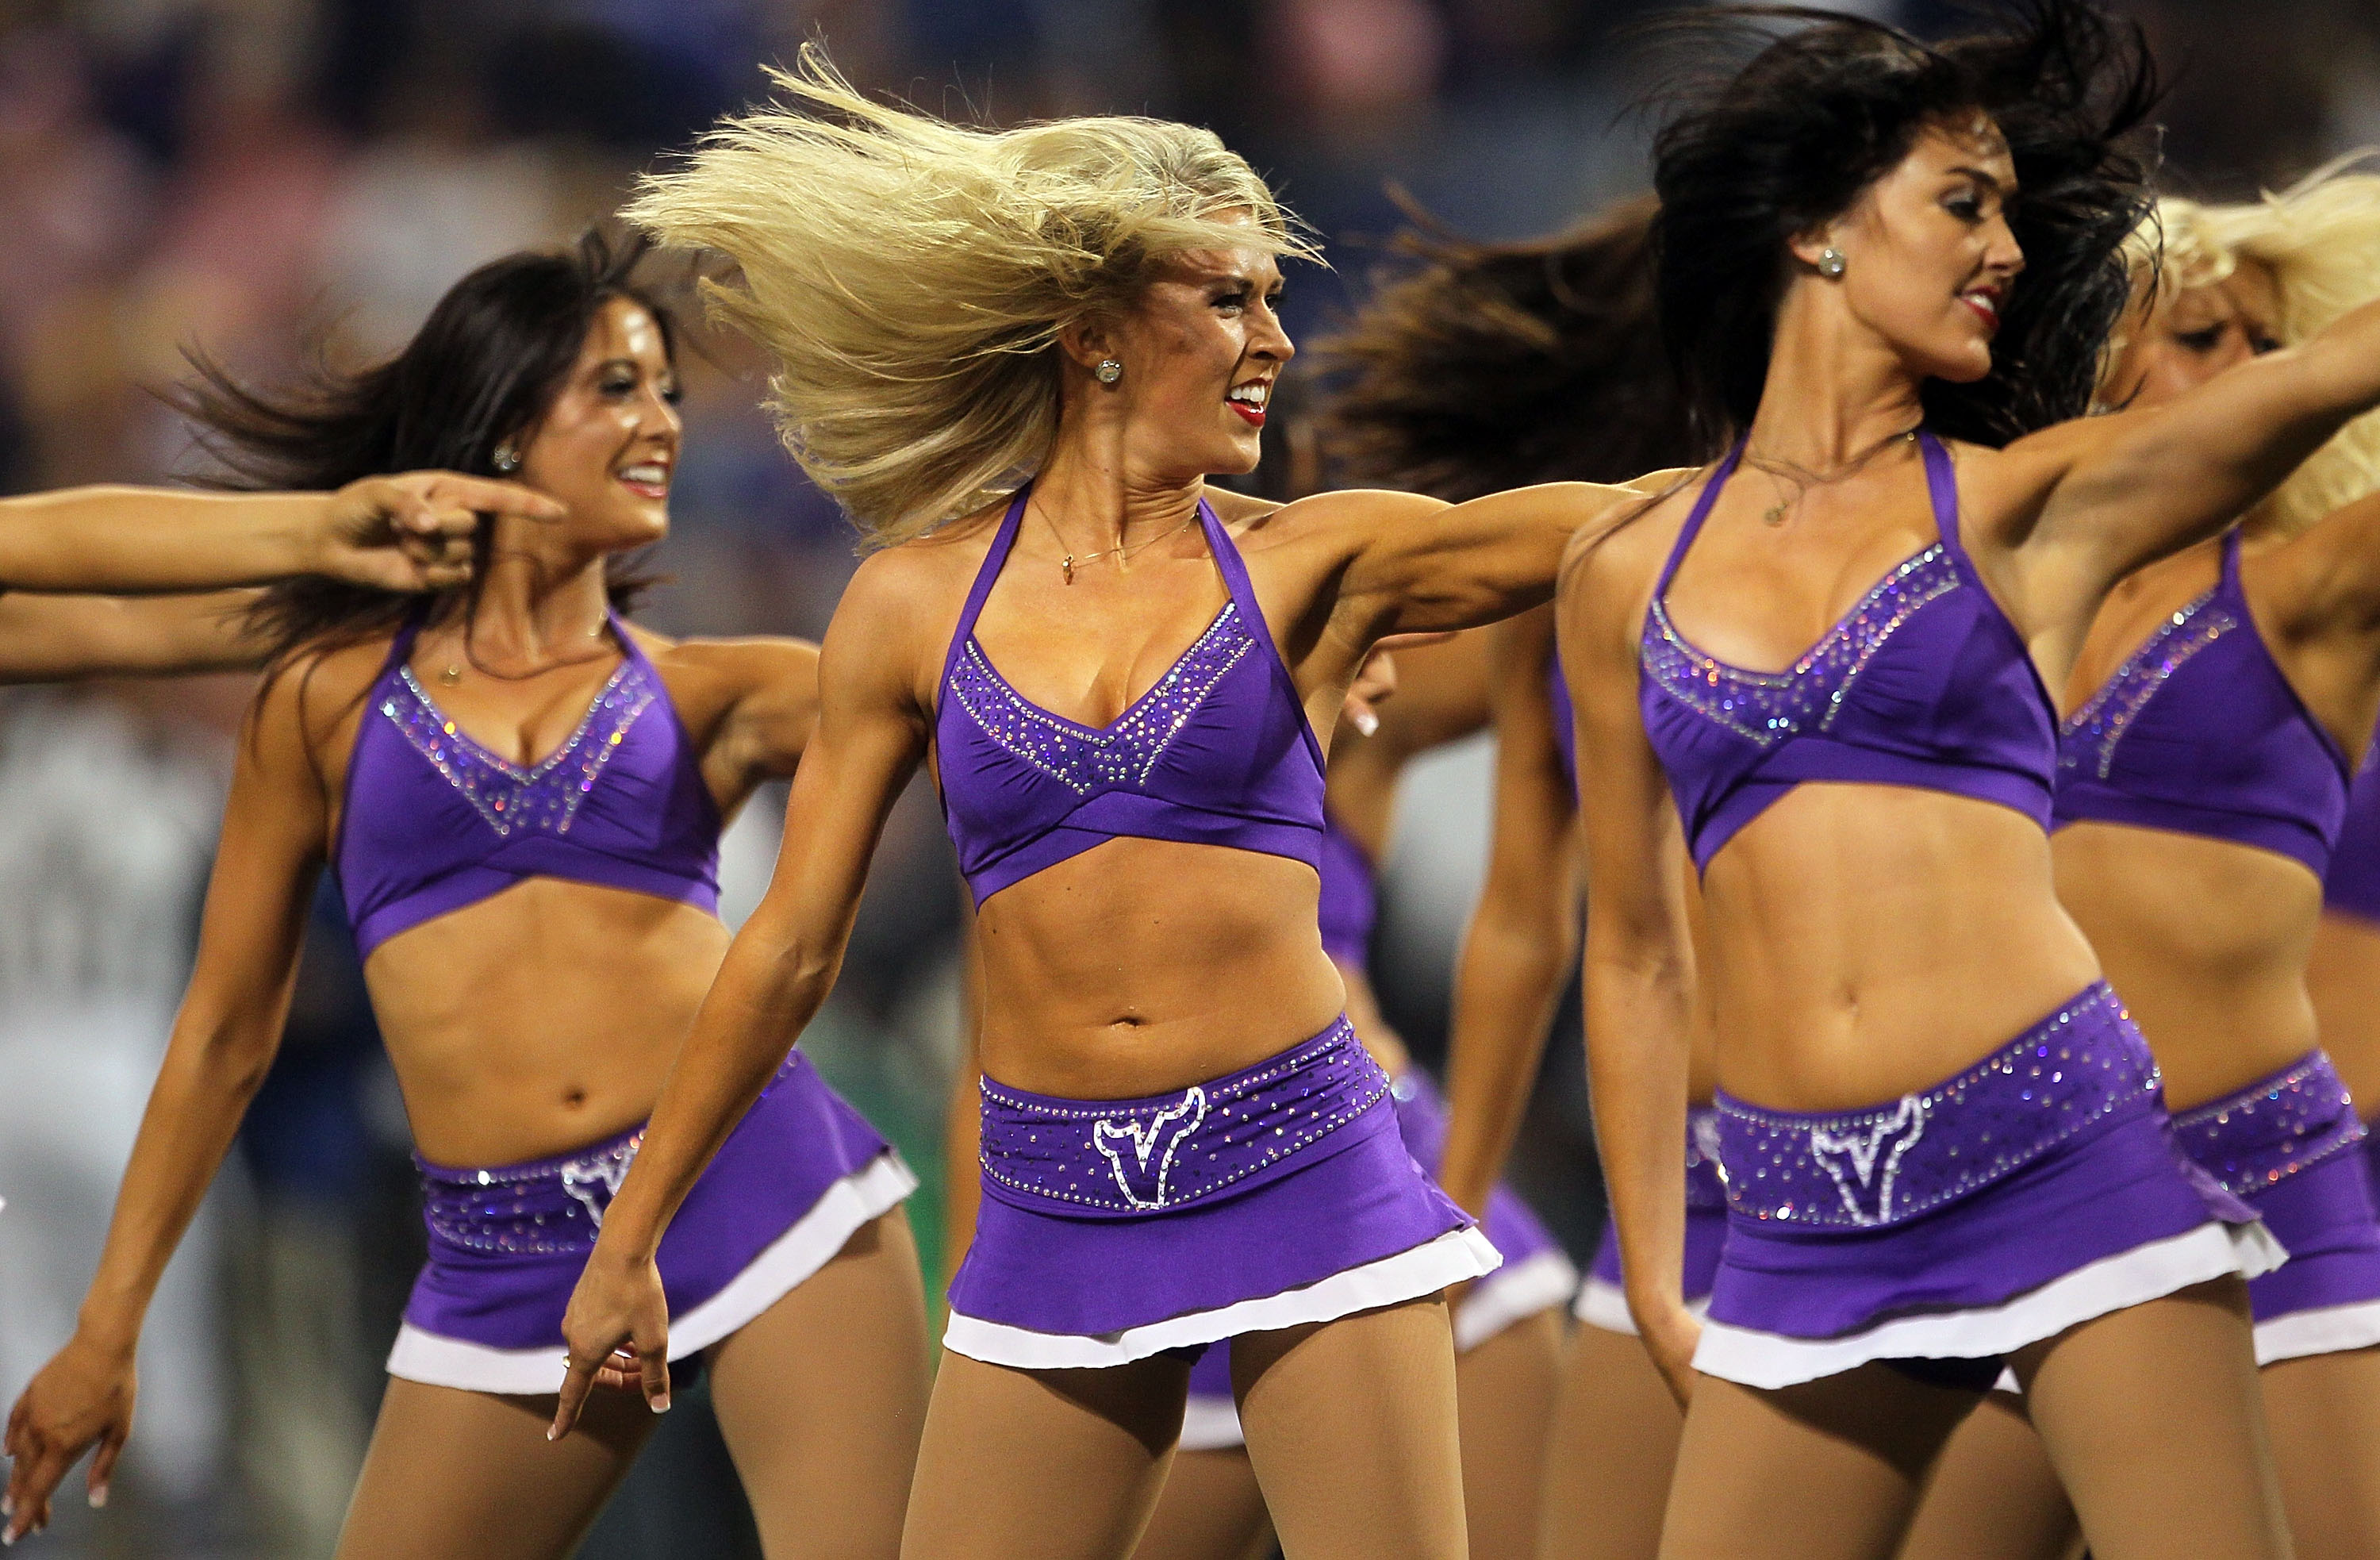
[0,472,561,595]
[552,559,930,1436]
[1326,471,1690,641]
[0,591,262,681]
[3,670,327,1542]
[1560,527,1700,1403]
[1438,609,1581,1220]
[2021,293,2380,592]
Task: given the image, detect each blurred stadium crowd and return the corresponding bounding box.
[0,1,2376,1554]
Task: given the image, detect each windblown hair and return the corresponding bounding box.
[1650,1,2160,448]
[176,229,672,678]
[1311,194,1706,500]
[2117,159,2380,536]
[624,44,1318,548]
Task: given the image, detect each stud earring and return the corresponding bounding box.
[493,445,520,472]
[1818,247,1848,279]
[1095,359,1123,385]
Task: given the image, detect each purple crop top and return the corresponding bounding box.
[2053,531,2351,879]
[935,488,1327,905]
[2328,743,2380,921]
[1639,434,2058,873]
[1548,647,1578,802]
[1316,812,1378,970]
[334,613,721,958]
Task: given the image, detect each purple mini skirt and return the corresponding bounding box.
[1695,983,2283,1389]
[1576,1108,1732,1336]
[1177,1066,1573,1450]
[2171,1051,2380,1365]
[388,1050,916,1394]
[944,1017,1501,1370]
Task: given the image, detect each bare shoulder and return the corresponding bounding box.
[260,635,390,739]
[1558,472,1702,615]
[1954,417,2130,532]
[1222,486,1443,548]
[639,628,821,699]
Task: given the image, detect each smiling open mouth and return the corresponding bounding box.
[1226,380,1270,427]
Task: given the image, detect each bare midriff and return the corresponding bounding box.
[363,878,733,1166]
[2051,822,2321,1110]
[2306,911,2380,1118]
[1698,784,2102,1112]
[973,837,1349,1100]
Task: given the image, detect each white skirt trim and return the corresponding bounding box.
[1693,1217,2286,1390]
[386,1150,918,1395]
[1177,1395,1248,1453]
[2254,1297,2380,1367]
[942,1225,1502,1371]
[1572,1277,1710,1337]
[1451,1249,1579,1352]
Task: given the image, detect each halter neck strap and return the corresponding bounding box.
[1917,432,1966,571]
[1652,441,1747,598]
[940,488,1032,690]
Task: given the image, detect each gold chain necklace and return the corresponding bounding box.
[1040,505,1201,585]
[437,620,610,685]
[1742,425,1922,526]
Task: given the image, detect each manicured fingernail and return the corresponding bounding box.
[89,1485,107,1509]
[546,1425,560,1442]
[651,1393,670,1414]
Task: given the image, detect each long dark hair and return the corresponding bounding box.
[1650,1,2160,448]
[1312,194,1706,498]
[174,228,677,678]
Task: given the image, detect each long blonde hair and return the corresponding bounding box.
[624,46,1317,547]
[2119,159,2380,536]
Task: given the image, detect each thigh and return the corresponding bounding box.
[335,1377,655,1560]
[708,1208,932,1560]
[1454,1308,1563,1560]
[1656,1366,1979,1560]
[1895,1393,2079,1560]
[2259,1347,2380,1560]
[900,1349,1189,1560]
[1233,1296,1467,1560]
[1536,1324,1685,1560]
[1131,1447,1275,1560]
[2016,1278,2288,1560]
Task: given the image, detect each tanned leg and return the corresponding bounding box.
[1131,1448,1276,1560]
[1656,1366,1979,1560]
[334,1379,656,1560]
[1454,1309,1563,1560]
[2253,1347,2380,1559]
[1535,1324,1684,1560]
[1234,1297,1468,1560]
[1896,1393,2079,1560]
[2016,1279,2290,1560]
[900,1350,1189,1560]
[707,1209,933,1560]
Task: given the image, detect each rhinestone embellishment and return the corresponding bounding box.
[2060,586,2236,780]
[2170,1052,2367,1200]
[1642,546,1959,745]
[385,661,656,837]
[1718,985,2158,1229]
[946,605,1255,794]
[978,1018,1387,1213]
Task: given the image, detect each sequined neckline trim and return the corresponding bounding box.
[2057,584,2236,782]
[1642,544,1959,746]
[382,659,658,838]
[945,604,1259,795]
[397,661,633,781]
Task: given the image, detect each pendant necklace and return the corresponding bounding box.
[1042,505,1200,584]
[1743,425,1922,527]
